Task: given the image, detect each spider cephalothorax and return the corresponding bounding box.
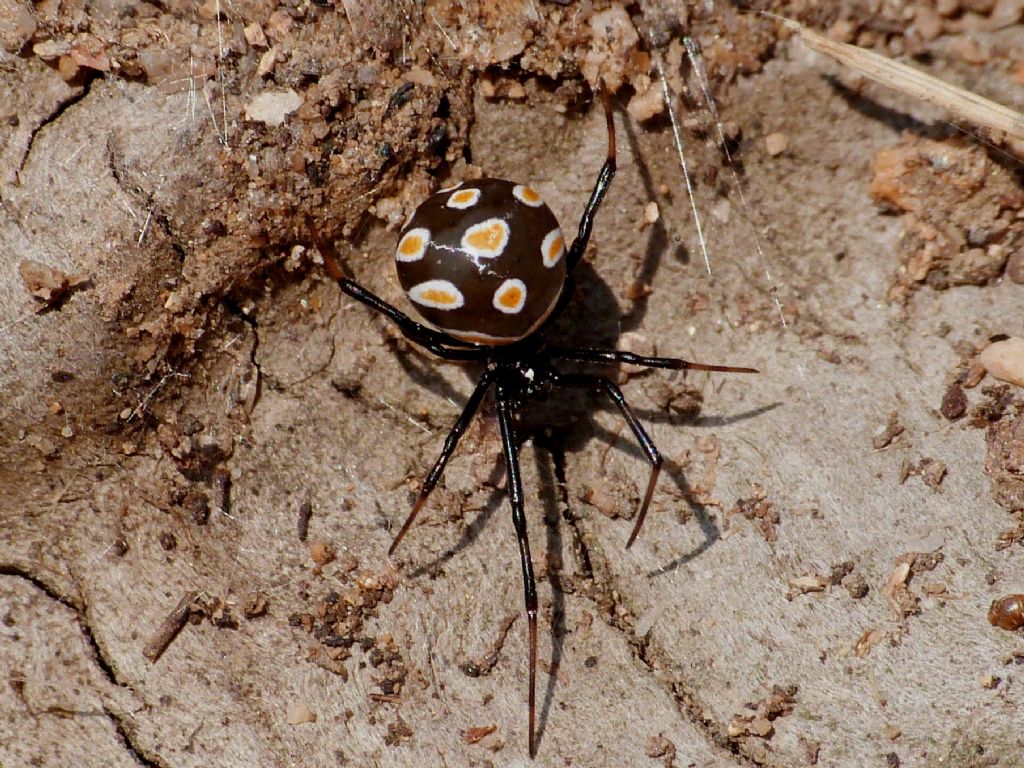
[320,91,756,758]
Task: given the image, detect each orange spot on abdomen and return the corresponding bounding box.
[466,223,505,251]
[499,287,523,308]
[399,236,423,255]
[421,289,459,305]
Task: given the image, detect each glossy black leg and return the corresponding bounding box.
[339,278,486,359]
[548,346,759,375]
[495,382,539,758]
[552,372,663,548]
[389,369,496,555]
[566,89,617,274]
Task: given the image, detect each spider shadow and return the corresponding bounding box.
[530,431,568,754]
[403,394,773,579]
[615,115,692,335]
[579,419,723,578]
[391,340,483,411]
[397,372,768,754]
[546,126,689,346]
[407,462,506,581]
[400,426,567,755]
[623,397,780,427]
[521,395,731,580]
[403,247,774,582]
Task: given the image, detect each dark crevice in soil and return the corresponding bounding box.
[547,509,762,765]
[104,702,172,768]
[222,296,264,409]
[535,437,569,753]
[548,446,594,585]
[0,561,83,610]
[0,563,128,696]
[1,564,168,765]
[15,75,94,184]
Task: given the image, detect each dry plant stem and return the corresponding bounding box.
[143,591,198,663]
[777,16,1024,158]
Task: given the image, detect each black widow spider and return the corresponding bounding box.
[319,90,757,757]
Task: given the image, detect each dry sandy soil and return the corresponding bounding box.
[2,1,1024,766]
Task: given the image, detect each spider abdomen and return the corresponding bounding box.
[394,178,567,346]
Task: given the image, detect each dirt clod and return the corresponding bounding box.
[728,684,798,742]
[464,724,498,745]
[873,411,904,449]
[309,540,336,568]
[870,137,1024,300]
[940,383,968,420]
[645,734,677,768]
[384,715,413,747]
[729,485,779,542]
[293,566,400,689]
[18,259,86,310]
[242,591,269,620]
[985,411,1024,513]
[844,572,870,599]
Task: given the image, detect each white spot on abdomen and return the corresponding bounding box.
[408,279,465,310]
[493,278,527,314]
[396,228,430,262]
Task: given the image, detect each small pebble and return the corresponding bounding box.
[627,83,665,121]
[286,702,317,725]
[914,6,943,41]
[643,201,660,225]
[988,594,1024,631]
[765,132,789,156]
[979,337,1024,388]
[309,540,336,567]
[245,89,303,127]
[1006,247,1024,284]
[243,23,267,47]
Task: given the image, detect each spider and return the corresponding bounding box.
[320,91,756,757]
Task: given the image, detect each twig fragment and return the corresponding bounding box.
[143,591,198,663]
[775,15,1024,158]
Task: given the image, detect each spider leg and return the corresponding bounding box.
[548,346,759,374]
[495,381,539,758]
[552,372,662,548]
[309,224,477,355]
[339,278,486,360]
[566,89,617,274]
[389,369,496,556]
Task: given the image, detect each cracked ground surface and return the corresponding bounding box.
[2,2,1024,766]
